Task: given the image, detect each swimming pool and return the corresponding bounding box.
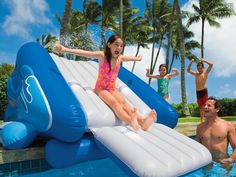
[15,145,235,177]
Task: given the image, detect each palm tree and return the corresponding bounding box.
[145,0,171,84]
[82,0,101,33]
[110,3,151,72]
[100,0,130,50]
[187,0,235,58]
[130,19,151,73]
[57,0,72,44]
[169,27,200,71]
[173,0,190,116]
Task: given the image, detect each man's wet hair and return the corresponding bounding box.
[207,97,221,110]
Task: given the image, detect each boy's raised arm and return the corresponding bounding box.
[187,59,197,75]
[200,58,213,74]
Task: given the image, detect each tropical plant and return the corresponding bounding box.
[56,1,100,60]
[0,64,14,119]
[100,0,131,49]
[145,0,172,84]
[57,0,72,45]
[187,0,235,58]
[81,0,101,33]
[169,26,200,71]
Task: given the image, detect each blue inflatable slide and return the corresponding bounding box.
[0,42,211,177]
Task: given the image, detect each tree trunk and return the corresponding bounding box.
[131,45,140,73]
[201,19,205,58]
[152,34,164,73]
[174,0,190,117]
[120,0,123,38]
[169,52,175,72]
[166,4,175,73]
[60,0,72,44]
[148,26,156,85]
[100,1,105,50]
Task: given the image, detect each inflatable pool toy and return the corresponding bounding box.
[0,42,212,177]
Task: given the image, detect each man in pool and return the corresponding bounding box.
[196,97,236,164]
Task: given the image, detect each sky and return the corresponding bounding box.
[0,0,236,104]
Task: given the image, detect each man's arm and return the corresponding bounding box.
[187,59,197,76]
[196,125,201,143]
[221,122,236,163]
[200,58,213,74]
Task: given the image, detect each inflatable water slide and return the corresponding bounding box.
[0,42,212,177]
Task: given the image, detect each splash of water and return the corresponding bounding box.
[57,31,100,60]
[44,39,60,55]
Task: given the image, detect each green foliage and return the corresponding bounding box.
[0,64,14,119]
[172,98,236,117]
[172,102,198,117]
[218,98,236,116]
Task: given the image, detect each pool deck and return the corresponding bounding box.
[0,122,198,165]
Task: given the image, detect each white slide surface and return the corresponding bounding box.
[50,54,212,177]
[94,124,212,177]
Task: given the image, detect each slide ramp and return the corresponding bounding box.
[94,124,211,177]
[48,53,212,176]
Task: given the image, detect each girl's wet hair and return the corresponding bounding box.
[159,64,167,70]
[159,64,168,75]
[104,35,124,70]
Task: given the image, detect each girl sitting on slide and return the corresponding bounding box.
[56,34,156,131]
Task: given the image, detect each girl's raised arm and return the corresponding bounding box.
[146,69,161,79]
[121,55,142,62]
[56,44,104,59]
[169,68,180,78]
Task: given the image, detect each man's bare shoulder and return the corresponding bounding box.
[225,120,235,129]
[218,118,235,129]
[197,121,207,130]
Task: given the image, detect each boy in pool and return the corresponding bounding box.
[196,97,236,163]
[146,64,179,101]
[187,58,213,122]
[56,34,156,131]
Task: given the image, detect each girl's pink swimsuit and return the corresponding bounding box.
[95,58,120,92]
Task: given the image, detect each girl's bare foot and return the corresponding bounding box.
[129,110,141,131]
[142,110,157,131]
[130,117,141,131]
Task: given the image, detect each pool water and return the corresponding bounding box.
[22,158,128,177]
[20,146,236,177]
[186,145,236,177]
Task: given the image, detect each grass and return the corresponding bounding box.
[178,116,236,123]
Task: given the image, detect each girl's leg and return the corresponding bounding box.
[96,89,140,130]
[112,89,156,131]
[111,89,144,122]
[111,89,135,115]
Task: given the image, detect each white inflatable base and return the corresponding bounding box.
[93,123,212,177]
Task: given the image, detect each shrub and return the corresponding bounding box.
[0,64,14,119]
[172,98,236,117]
